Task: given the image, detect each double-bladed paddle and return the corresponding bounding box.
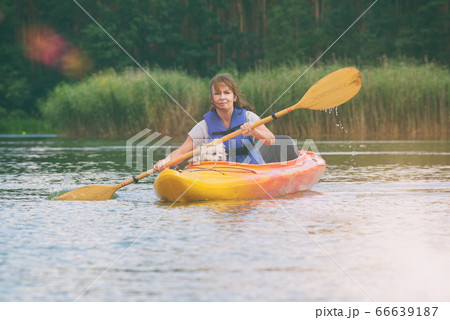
[55,67,362,200]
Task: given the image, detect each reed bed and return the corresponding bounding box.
[40,62,449,139]
[40,69,208,138]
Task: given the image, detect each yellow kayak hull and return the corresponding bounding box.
[154,150,325,202]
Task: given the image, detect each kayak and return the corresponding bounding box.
[153,150,326,202]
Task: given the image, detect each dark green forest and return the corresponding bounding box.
[0,0,449,133]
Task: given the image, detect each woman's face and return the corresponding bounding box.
[210,82,236,112]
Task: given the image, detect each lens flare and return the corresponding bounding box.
[60,47,92,78]
[24,26,91,78]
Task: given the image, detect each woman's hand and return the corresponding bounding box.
[240,122,255,136]
[240,122,275,145]
[153,158,169,172]
[153,136,195,172]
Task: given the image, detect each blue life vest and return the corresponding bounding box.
[203,107,264,164]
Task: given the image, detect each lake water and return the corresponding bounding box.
[0,137,449,301]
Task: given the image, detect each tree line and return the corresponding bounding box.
[0,0,448,119]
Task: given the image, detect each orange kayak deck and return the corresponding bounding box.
[153,150,326,202]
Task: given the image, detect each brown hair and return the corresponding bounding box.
[209,73,255,112]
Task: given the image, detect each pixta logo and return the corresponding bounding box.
[301,138,321,157]
[126,129,172,171]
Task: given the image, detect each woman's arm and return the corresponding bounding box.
[153,136,194,171]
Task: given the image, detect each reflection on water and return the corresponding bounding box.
[0,137,449,301]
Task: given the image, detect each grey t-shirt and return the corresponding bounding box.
[188,110,260,146]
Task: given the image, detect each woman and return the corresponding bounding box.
[153,73,275,171]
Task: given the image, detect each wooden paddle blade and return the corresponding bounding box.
[295,67,362,110]
[55,184,121,200]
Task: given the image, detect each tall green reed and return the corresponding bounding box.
[40,62,449,139]
[40,68,208,138]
